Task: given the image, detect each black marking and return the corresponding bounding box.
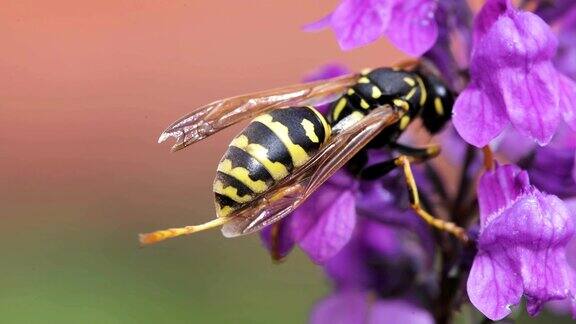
[224,146,275,186]
[215,171,256,198]
[367,68,422,114]
[214,193,242,209]
[417,71,455,134]
[302,106,328,143]
[242,121,295,171]
[328,98,358,125]
[268,107,324,153]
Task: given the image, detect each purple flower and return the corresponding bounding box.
[313,217,434,323]
[305,0,438,56]
[548,198,576,315]
[467,163,576,320]
[311,291,434,324]
[452,0,576,147]
[291,171,359,263]
[324,217,434,293]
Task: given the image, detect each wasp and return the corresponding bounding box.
[140,61,468,250]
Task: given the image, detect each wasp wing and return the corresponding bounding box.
[158,74,359,151]
[220,106,401,237]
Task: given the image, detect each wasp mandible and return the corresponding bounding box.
[140,61,468,248]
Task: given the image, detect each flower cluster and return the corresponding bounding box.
[259,0,576,323]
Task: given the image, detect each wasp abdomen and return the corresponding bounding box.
[214,106,331,217]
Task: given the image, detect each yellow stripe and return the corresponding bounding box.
[253,114,310,168]
[399,116,411,130]
[215,203,235,218]
[333,98,347,121]
[405,87,417,100]
[347,88,355,95]
[217,159,269,192]
[306,106,331,144]
[403,77,416,87]
[213,180,253,203]
[230,135,288,181]
[301,119,319,143]
[358,77,370,84]
[434,97,445,115]
[393,99,410,112]
[360,99,370,109]
[416,76,427,106]
[371,86,382,99]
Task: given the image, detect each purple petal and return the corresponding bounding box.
[477,164,531,227]
[566,198,576,267]
[522,248,575,316]
[259,216,295,260]
[326,0,394,50]
[472,0,510,44]
[310,291,368,324]
[473,190,576,318]
[323,228,372,289]
[464,3,563,145]
[498,62,560,145]
[547,198,576,316]
[292,183,357,263]
[384,0,438,57]
[559,73,576,131]
[467,252,523,321]
[452,82,508,147]
[368,299,434,324]
[474,10,557,69]
[303,13,332,32]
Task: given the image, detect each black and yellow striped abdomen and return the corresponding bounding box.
[213,106,331,217]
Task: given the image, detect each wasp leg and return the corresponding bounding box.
[360,144,440,180]
[396,155,469,243]
[389,143,441,161]
[346,149,369,176]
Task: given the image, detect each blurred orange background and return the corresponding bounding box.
[0,1,566,323]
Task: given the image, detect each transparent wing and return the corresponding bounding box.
[158,74,359,151]
[221,106,401,237]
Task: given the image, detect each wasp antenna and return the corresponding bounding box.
[139,217,230,246]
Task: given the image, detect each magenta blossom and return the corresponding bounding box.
[467,163,576,320]
[452,0,576,147]
[305,0,438,56]
[311,291,433,324]
[313,216,434,324]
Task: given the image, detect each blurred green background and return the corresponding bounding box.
[0,1,571,323]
